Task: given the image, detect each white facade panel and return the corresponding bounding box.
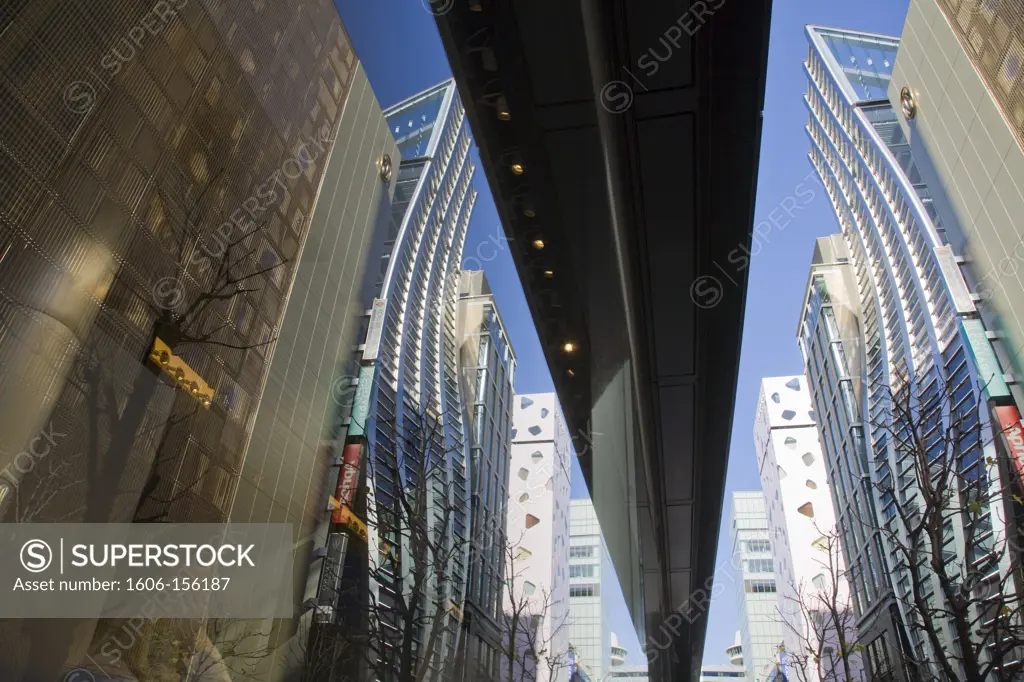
[507,393,572,682]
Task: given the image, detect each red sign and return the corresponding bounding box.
[332,443,363,523]
[995,405,1024,484]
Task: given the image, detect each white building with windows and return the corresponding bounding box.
[507,393,573,682]
[753,376,860,682]
[731,491,784,682]
[568,497,612,679]
[755,377,837,675]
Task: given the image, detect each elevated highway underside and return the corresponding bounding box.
[432,1,772,679]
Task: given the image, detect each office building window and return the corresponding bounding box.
[569,584,599,597]
[746,539,771,553]
[745,558,774,573]
[569,564,596,578]
[744,579,777,593]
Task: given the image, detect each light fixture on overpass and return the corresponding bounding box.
[563,342,576,353]
[511,163,524,175]
[543,270,554,278]
[523,208,536,218]
[497,95,511,120]
[532,238,545,250]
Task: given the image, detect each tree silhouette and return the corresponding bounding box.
[844,373,1024,682]
[777,524,863,682]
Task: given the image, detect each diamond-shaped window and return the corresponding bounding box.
[785,377,801,391]
[528,425,542,436]
[781,409,796,420]
[521,397,534,409]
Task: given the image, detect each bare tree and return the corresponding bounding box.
[499,534,533,682]
[778,525,862,682]
[851,373,1024,682]
[497,533,571,682]
[2,167,285,530]
[3,449,87,523]
[7,168,292,682]
[310,404,472,682]
[533,594,572,682]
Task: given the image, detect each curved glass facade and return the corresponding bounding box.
[802,25,1011,678]
[363,79,477,674]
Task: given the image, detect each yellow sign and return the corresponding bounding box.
[150,337,215,407]
[336,505,368,542]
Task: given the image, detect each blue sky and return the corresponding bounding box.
[336,0,909,669]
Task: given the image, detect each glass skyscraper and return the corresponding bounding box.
[354,78,477,677]
[456,270,516,680]
[569,498,613,680]
[732,491,784,682]
[801,25,1017,681]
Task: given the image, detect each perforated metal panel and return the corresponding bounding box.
[0,1,353,525]
[936,0,1024,149]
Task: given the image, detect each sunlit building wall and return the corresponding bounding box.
[889,0,1024,415]
[227,62,400,679]
[604,663,651,681]
[0,2,355,678]
[507,393,572,682]
[754,375,859,682]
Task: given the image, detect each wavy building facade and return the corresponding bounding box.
[888,0,1024,466]
[346,79,477,677]
[801,25,1019,681]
